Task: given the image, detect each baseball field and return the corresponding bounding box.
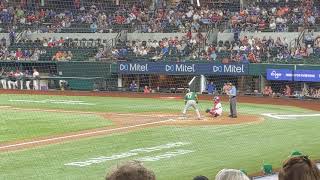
[1,91,319,180]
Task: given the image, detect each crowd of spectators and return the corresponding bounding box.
[105,150,320,180]
[0,36,87,61]
[104,32,320,63]
[0,0,319,33]
[0,46,45,61]
[215,33,320,63]
[302,86,320,98]
[107,32,205,61]
[5,33,320,63]
[262,84,320,99]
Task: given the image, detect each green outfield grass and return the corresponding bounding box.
[0,110,113,143]
[0,94,319,180]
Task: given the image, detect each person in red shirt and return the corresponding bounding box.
[284,85,291,96]
[143,86,151,94]
[15,48,23,60]
[186,30,192,40]
[115,14,125,24]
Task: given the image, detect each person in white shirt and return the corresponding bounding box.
[32,68,40,90]
[25,70,32,90]
[7,71,17,89]
[0,68,7,89]
[14,70,24,90]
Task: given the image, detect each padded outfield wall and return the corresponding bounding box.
[1,61,319,91]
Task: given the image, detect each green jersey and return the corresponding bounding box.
[184,92,198,101]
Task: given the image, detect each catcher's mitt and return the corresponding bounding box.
[205,108,210,113]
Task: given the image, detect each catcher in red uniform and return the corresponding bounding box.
[205,96,223,117]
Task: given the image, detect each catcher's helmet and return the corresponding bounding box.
[213,96,220,103]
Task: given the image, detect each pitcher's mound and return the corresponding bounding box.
[163,114,263,126]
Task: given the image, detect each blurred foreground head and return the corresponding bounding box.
[106,161,156,180]
[278,156,320,180]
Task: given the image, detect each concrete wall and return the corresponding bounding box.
[0,32,200,42]
[217,32,320,45]
[12,33,189,41]
[2,31,320,45]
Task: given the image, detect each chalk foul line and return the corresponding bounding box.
[9,99,96,106]
[0,118,175,150]
[261,113,320,120]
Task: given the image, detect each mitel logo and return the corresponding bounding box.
[119,63,149,72]
[166,65,175,72]
[212,65,245,73]
[212,66,223,72]
[119,64,129,71]
[270,70,282,79]
[165,64,195,73]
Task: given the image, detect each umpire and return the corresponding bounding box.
[227,83,237,118]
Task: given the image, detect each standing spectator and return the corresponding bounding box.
[7,71,17,89]
[32,68,40,90]
[0,68,7,89]
[207,81,216,94]
[15,70,24,90]
[25,70,32,90]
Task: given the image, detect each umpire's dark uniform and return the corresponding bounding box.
[228,84,237,118]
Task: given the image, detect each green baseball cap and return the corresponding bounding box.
[290,150,303,157]
[239,169,247,175]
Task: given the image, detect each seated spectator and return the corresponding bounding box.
[48,38,55,47]
[111,48,120,60]
[268,86,273,96]
[263,86,269,96]
[263,86,273,96]
[278,155,320,180]
[66,51,73,61]
[129,80,137,92]
[90,22,98,33]
[215,169,250,180]
[15,48,23,60]
[57,37,65,46]
[59,51,67,61]
[301,86,309,97]
[143,86,151,94]
[52,51,63,61]
[284,85,291,96]
[105,161,155,180]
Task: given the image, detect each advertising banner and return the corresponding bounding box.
[293,70,320,82]
[117,62,248,75]
[266,69,293,81]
